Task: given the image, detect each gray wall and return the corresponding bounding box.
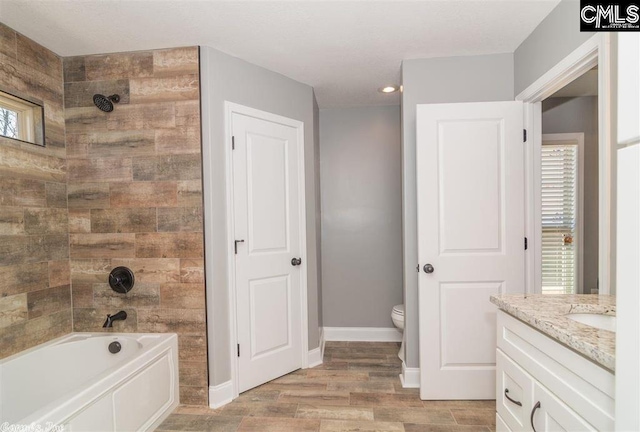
[542,96,599,293]
[320,106,403,328]
[314,93,324,329]
[401,53,514,368]
[514,0,595,95]
[199,46,321,387]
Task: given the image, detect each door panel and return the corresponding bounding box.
[233,111,303,393]
[417,101,524,400]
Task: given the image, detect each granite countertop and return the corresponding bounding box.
[490,294,616,371]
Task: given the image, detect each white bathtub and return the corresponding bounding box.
[0,332,179,431]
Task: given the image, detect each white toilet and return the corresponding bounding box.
[391,304,405,361]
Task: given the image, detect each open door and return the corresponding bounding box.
[417,101,525,400]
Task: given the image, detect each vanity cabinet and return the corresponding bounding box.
[496,310,615,431]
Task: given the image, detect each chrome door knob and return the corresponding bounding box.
[423,264,434,274]
[291,258,302,266]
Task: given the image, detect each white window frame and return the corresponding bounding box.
[0,92,36,143]
[541,133,585,294]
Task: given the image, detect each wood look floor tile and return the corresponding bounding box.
[161,342,497,432]
[404,424,492,432]
[327,381,396,394]
[237,416,321,432]
[278,389,351,406]
[350,392,424,407]
[296,404,375,421]
[319,419,405,431]
[221,402,298,418]
[450,409,496,426]
[374,407,456,424]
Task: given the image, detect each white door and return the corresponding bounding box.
[232,110,305,393]
[417,101,525,400]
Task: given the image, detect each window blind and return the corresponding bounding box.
[541,144,578,294]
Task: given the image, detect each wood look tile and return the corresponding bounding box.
[373,407,456,424]
[0,262,49,297]
[49,260,71,287]
[111,258,181,283]
[156,126,201,155]
[153,47,199,77]
[0,207,25,235]
[88,130,156,158]
[90,208,157,233]
[67,183,111,209]
[106,102,175,130]
[68,209,91,233]
[277,390,350,406]
[0,293,28,328]
[327,381,396,394]
[237,417,320,432]
[45,182,67,208]
[423,401,496,410]
[69,259,111,285]
[130,75,199,104]
[0,145,66,183]
[0,177,46,208]
[110,181,178,208]
[179,361,208,387]
[160,283,205,309]
[16,33,62,79]
[235,389,281,403]
[221,402,298,418]
[296,405,374,421]
[84,51,153,81]
[177,180,202,207]
[64,79,130,108]
[137,308,205,333]
[93,282,160,308]
[72,307,137,332]
[178,335,207,363]
[404,425,491,432]
[63,56,86,82]
[24,208,68,235]
[306,370,370,382]
[350,392,424,408]
[0,22,16,59]
[179,386,209,407]
[132,154,202,181]
[175,100,200,127]
[70,233,136,258]
[450,409,496,426]
[157,207,203,232]
[179,259,204,284]
[135,232,203,258]
[27,285,71,319]
[67,157,132,183]
[0,309,71,358]
[319,419,404,432]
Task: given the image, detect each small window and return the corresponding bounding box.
[0,88,45,146]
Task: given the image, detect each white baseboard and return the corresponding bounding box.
[399,362,420,388]
[209,381,234,409]
[323,327,402,342]
[308,327,325,368]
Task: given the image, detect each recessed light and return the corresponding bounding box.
[379,86,399,94]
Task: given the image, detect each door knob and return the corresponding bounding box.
[423,263,434,273]
[291,258,302,266]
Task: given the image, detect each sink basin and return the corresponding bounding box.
[567,313,616,332]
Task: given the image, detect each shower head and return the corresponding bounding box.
[93,94,120,112]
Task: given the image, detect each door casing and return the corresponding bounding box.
[516,33,614,295]
[224,101,309,400]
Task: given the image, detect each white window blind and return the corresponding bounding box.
[541,144,578,294]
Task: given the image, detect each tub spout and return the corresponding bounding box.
[103,311,127,328]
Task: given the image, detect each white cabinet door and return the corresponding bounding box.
[531,382,596,432]
[417,101,525,399]
[497,349,534,431]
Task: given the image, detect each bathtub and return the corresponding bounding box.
[0,332,179,431]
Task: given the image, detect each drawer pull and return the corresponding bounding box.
[504,389,522,407]
[530,401,541,432]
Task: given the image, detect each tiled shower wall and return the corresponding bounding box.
[63,48,208,405]
[0,23,71,358]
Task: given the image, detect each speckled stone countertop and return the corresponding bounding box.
[490,294,616,371]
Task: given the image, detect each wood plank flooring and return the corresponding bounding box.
[157,342,496,432]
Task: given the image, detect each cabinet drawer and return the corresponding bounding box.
[497,349,534,431]
[497,311,614,431]
[531,382,597,431]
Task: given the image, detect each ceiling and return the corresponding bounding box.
[0,0,559,108]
